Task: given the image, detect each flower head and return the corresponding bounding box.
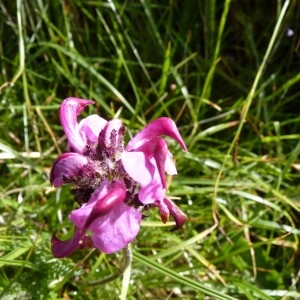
[50,97,187,257]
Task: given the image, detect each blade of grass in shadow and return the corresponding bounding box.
[204,0,216,60]
[50,58,114,114]
[138,0,198,124]
[139,0,164,50]
[107,1,158,96]
[191,120,239,147]
[196,0,232,122]
[133,250,238,300]
[214,0,292,208]
[159,42,172,97]
[39,42,138,118]
[10,0,25,85]
[258,72,300,115]
[96,8,144,119]
[171,65,197,124]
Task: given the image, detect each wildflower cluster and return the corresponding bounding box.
[50,98,187,257]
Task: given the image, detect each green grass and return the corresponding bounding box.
[1,0,300,299]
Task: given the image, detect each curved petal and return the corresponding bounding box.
[164,197,187,231]
[50,153,88,187]
[126,117,187,152]
[78,114,107,146]
[155,197,187,230]
[51,227,84,258]
[60,98,95,153]
[89,203,142,254]
[70,180,141,254]
[155,199,170,223]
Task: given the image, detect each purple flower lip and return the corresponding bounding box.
[83,181,126,229]
[50,97,187,257]
[52,180,142,257]
[50,153,89,187]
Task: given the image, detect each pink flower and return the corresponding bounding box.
[50,97,187,257]
[52,180,141,257]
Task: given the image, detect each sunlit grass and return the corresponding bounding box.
[1,0,300,299]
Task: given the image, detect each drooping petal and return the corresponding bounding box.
[51,227,84,258]
[78,114,107,146]
[163,197,187,231]
[60,97,95,153]
[126,117,187,152]
[155,199,170,224]
[89,202,142,254]
[50,153,88,187]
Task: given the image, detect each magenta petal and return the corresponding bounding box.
[70,180,126,230]
[126,117,187,151]
[121,152,165,204]
[84,181,126,229]
[164,197,187,231]
[78,114,107,145]
[133,138,168,188]
[70,180,110,228]
[89,203,142,254]
[50,153,88,187]
[100,119,123,145]
[155,199,170,223]
[121,152,152,186]
[138,182,165,204]
[60,98,95,153]
[70,180,141,254]
[51,227,84,258]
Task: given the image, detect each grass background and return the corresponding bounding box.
[1,0,300,299]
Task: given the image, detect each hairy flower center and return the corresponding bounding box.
[66,127,143,209]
